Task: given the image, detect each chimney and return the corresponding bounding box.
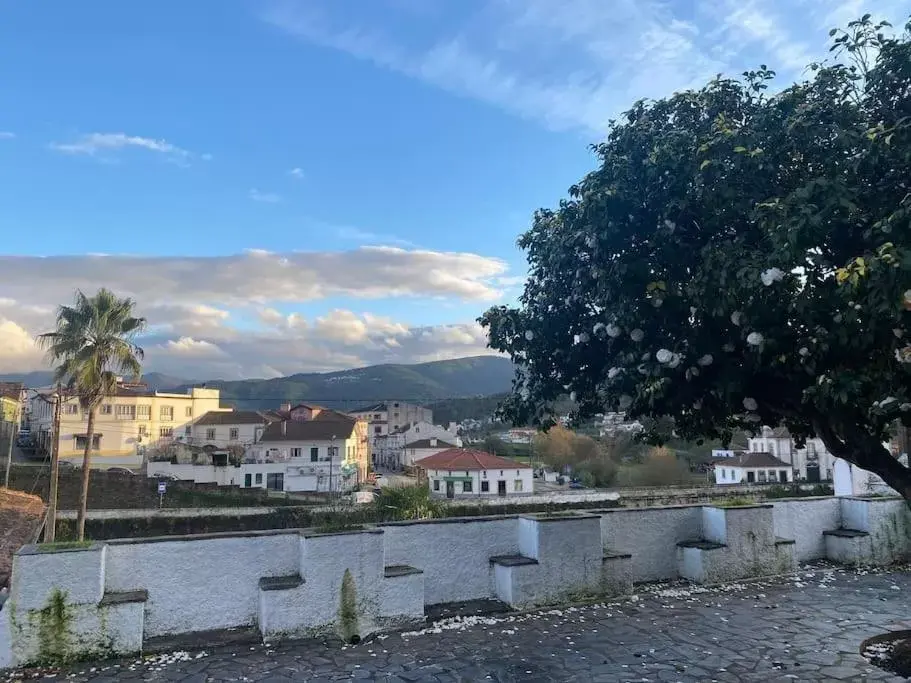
[280,402,291,413]
[281,420,287,436]
[430,438,437,447]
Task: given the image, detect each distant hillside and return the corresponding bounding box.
[427,394,508,425]
[185,356,515,411]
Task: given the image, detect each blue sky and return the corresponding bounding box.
[0,0,905,379]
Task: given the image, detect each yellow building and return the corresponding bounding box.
[29,384,226,465]
[0,383,22,426]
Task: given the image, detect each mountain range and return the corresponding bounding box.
[0,356,515,413]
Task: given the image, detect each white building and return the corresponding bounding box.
[714,452,794,485]
[246,417,364,492]
[151,416,363,493]
[416,448,533,499]
[748,427,836,482]
[189,410,276,449]
[373,420,461,468]
[349,401,433,441]
[401,437,457,467]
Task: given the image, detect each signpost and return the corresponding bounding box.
[157,480,167,508]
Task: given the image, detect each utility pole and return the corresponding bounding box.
[45,387,61,543]
[329,435,336,498]
[3,417,13,489]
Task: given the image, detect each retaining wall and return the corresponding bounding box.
[3,495,910,668]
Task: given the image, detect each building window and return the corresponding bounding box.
[206,428,216,440]
[138,425,147,436]
[159,427,173,438]
[481,481,489,492]
[115,404,135,419]
[373,413,382,420]
[63,404,79,415]
[291,447,302,459]
[160,406,174,421]
[514,479,524,492]
[433,480,440,491]
[757,470,767,483]
[137,405,151,419]
[185,407,193,418]
[100,404,113,415]
[255,473,263,484]
[721,469,726,480]
[310,447,319,462]
[374,426,382,434]
[463,479,473,492]
[244,473,252,487]
[768,470,778,482]
[229,428,239,440]
[74,435,100,451]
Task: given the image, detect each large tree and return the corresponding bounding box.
[38,289,146,540]
[481,17,911,502]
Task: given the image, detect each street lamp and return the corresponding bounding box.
[329,434,336,496]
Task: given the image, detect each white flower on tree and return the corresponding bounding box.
[895,346,911,364]
[697,354,713,366]
[630,329,644,342]
[743,397,758,411]
[593,322,606,336]
[667,354,681,369]
[608,367,622,379]
[731,311,743,326]
[524,330,534,341]
[656,348,673,363]
[760,267,784,286]
[799,347,810,357]
[747,332,764,346]
[606,323,621,338]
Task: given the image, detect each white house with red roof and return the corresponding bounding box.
[414,448,533,499]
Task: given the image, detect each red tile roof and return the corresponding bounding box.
[414,448,531,471]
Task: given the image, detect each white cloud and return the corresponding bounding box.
[249,188,282,203]
[288,167,305,179]
[0,248,508,305]
[0,131,14,139]
[0,248,509,378]
[160,337,227,357]
[261,0,906,134]
[0,318,43,373]
[49,132,194,164]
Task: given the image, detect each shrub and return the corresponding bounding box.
[374,485,443,521]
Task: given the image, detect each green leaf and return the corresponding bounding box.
[733,146,748,153]
[699,159,712,170]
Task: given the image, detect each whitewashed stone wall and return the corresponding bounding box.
[5,496,911,667]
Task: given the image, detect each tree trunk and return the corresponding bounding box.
[816,420,911,506]
[76,407,95,541]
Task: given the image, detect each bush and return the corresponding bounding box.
[374,485,443,521]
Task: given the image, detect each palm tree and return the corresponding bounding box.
[37,289,146,540]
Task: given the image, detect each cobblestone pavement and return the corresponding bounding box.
[6,564,911,682]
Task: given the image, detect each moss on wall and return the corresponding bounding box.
[338,569,359,644]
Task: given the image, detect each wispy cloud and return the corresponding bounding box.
[288,167,305,179]
[0,131,15,139]
[261,0,905,135]
[336,226,415,248]
[49,132,194,164]
[249,188,282,203]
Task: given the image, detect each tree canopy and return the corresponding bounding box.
[481,17,911,500]
[38,288,146,539]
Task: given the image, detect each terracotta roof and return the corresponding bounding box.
[195,410,275,426]
[725,452,791,469]
[290,403,323,411]
[414,448,531,471]
[260,419,355,442]
[404,438,456,449]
